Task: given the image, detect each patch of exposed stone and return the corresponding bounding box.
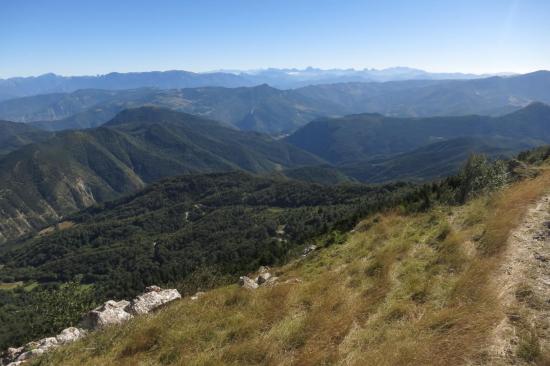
[239,266,276,289]
[302,244,317,257]
[1,286,181,365]
[1,327,86,366]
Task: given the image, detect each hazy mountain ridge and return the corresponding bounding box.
[0,85,332,134]
[0,67,506,101]
[0,71,548,134]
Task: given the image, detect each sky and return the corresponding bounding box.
[1,0,549,78]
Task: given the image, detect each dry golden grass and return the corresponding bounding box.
[35,171,550,366]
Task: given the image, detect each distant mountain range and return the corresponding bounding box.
[0,67,514,101]
[0,71,549,134]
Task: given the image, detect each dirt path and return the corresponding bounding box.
[487,194,550,365]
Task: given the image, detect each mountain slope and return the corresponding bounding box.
[0,171,412,296]
[0,120,52,155]
[286,103,550,164]
[339,136,535,183]
[27,158,550,366]
[0,107,323,244]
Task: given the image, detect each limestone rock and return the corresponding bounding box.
[239,276,259,289]
[6,347,23,360]
[81,299,133,329]
[258,266,270,274]
[35,337,58,351]
[127,287,181,315]
[303,245,317,256]
[16,348,44,362]
[2,347,23,366]
[56,327,87,344]
[22,341,39,352]
[256,272,272,285]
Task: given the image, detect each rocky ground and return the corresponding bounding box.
[487,194,550,365]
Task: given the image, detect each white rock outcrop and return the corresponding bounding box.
[239,267,281,289]
[15,349,44,362]
[56,327,87,344]
[303,245,317,256]
[239,276,259,289]
[256,272,272,285]
[1,286,181,365]
[81,299,133,330]
[127,286,181,315]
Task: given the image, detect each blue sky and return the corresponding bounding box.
[1,0,549,77]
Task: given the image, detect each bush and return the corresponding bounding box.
[456,154,508,203]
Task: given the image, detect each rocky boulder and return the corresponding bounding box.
[56,327,86,344]
[81,300,133,330]
[33,337,58,352]
[127,286,181,315]
[239,276,259,289]
[15,348,44,362]
[239,266,280,289]
[1,347,23,365]
[303,245,317,256]
[256,272,272,285]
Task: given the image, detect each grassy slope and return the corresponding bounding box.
[35,170,550,366]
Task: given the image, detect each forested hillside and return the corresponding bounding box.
[286,102,550,163]
[0,120,52,155]
[0,170,417,349]
[8,148,544,365]
[0,107,322,244]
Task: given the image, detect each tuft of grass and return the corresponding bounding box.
[517,329,542,363]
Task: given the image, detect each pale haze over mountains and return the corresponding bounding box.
[0,67,516,101]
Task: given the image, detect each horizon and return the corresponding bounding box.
[1,0,550,78]
[0,66,531,80]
